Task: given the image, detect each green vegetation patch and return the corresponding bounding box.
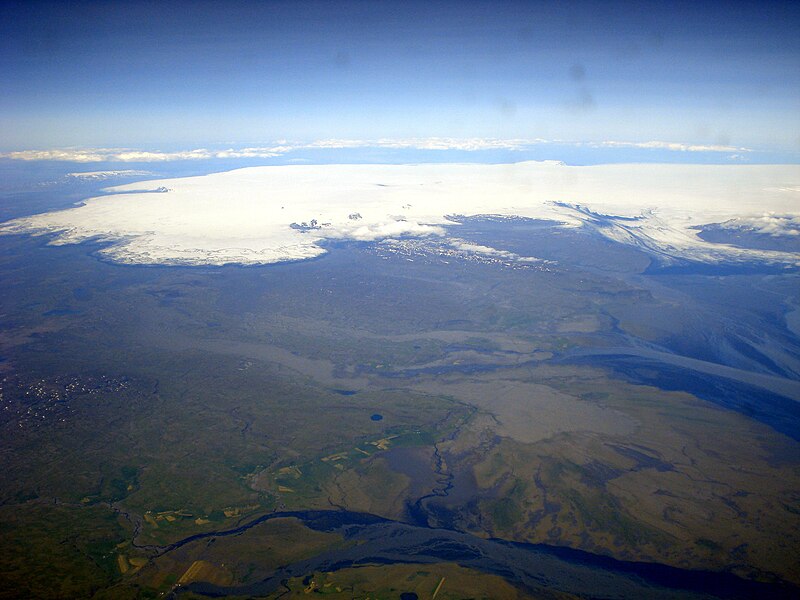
[0,502,128,600]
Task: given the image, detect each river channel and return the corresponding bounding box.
[169,510,796,599]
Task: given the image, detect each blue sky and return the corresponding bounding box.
[1,0,798,159]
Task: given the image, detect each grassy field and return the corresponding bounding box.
[273,562,565,599]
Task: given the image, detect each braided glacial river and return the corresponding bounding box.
[166,510,796,599]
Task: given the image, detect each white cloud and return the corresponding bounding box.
[595,140,750,153]
[447,239,543,263]
[328,220,445,241]
[67,170,153,180]
[716,214,800,236]
[212,147,286,159]
[3,149,119,162]
[367,137,540,151]
[0,138,752,163]
[1,147,283,162]
[278,137,542,152]
[0,140,533,162]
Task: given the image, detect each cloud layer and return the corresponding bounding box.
[66,170,153,180]
[1,148,283,163]
[1,162,798,267]
[0,138,752,163]
[594,141,748,153]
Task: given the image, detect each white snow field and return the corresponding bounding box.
[2,161,798,266]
